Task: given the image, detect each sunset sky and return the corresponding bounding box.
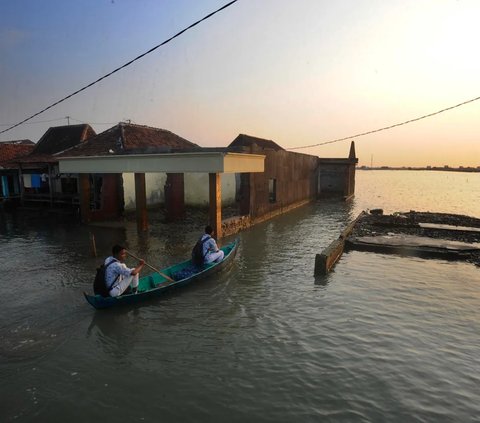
[1,0,479,167]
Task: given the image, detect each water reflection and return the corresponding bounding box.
[87,308,142,360]
[2,171,480,422]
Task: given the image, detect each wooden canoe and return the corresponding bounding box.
[84,238,239,309]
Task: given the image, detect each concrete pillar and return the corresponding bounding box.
[19,165,25,204]
[165,173,185,222]
[135,172,148,232]
[209,172,222,239]
[79,173,91,223]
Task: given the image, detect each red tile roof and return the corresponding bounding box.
[0,140,35,168]
[17,124,96,164]
[228,134,284,151]
[60,123,199,157]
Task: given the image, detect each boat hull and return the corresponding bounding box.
[84,238,239,309]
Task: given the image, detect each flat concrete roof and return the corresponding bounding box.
[58,151,265,174]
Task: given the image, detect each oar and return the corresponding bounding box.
[125,250,174,282]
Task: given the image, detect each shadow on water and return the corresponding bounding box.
[86,307,143,359]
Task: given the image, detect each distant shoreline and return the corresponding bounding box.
[357,166,480,173]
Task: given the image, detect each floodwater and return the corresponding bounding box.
[0,170,479,422]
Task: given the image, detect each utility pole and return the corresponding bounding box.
[66,116,70,125]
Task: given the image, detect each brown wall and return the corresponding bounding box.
[317,160,357,198]
[90,174,123,220]
[246,149,318,219]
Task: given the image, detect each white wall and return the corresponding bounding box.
[123,172,236,210]
[123,173,167,210]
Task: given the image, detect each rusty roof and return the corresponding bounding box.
[17,124,96,164]
[228,134,284,152]
[0,141,35,168]
[60,123,199,157]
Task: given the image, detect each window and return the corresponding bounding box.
[268,178,276,203]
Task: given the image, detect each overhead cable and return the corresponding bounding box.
[286,94,480,150]
[0,0,239,135]
[0,117,67,126]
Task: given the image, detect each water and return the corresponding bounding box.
[1,170,479,422]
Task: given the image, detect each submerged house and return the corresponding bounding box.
[220,134,357,235]
[4,121,355,238]
[14,124,96,206]
[58,122,201,221]
[0,140,35,202]
[58,126,356,238]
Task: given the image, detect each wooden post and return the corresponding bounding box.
[209,172,222,239]
[90,233,97,257]
[79,174,91,223]
[135,172,148,232]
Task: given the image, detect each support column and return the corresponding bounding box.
[165,173,185,222]
[79,173,91,223]
[209,172,222,239]
[48,164,54,206]
[1,176,7,198]
[135,172,148,232]
[19,165,25,204]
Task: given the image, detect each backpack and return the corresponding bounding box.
[191,236,210,267]
[93,259,118,297]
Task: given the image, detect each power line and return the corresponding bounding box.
[286,94,480,150]
[0,117,67,126]
[0,0,239,136]
[69,117,117,125]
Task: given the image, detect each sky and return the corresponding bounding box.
[1,0,479,167]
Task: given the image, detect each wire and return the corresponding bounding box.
[69,117,117,125]
[286,95,480,150]
[0,117,67,126]
[0,0,239,136]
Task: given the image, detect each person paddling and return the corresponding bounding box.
[105,245,145,296]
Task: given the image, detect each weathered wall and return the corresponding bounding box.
[90,174,123,220]
[123,173,167,210]
[122,172,237,211]
[184,173,236,207]
[317,160,357,198]
[246,149,318,219]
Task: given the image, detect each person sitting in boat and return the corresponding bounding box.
[202,225,224,264]
[105,245,145,296]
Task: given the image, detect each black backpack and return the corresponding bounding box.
[93,259,117,297]
[191,236,210,267]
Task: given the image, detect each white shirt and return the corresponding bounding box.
[104,257,133,289]
[201,234,219,258]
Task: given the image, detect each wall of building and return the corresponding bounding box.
[317,160,357,199]
[122,172,237,211]
[246,149,318,219]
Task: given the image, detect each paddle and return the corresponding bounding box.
[125,250,175,282]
